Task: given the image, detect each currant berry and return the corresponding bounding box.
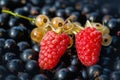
[101,26,110,35]
[51,17,64,29]
[63,22,74,34]
[92,23,104,30]
[31,27,46,43]
[35,14,50,28]
[102,34,112,46]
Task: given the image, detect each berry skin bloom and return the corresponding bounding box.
[38,31,70,70]
[76,27,102,67]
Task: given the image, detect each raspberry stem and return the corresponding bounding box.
[2,9,35,23]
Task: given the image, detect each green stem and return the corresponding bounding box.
[2,9,34,23]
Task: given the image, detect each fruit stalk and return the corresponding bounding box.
[2,9,34,23]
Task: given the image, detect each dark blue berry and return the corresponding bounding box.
[4,39,18,52]
[102,15,113,25]
[0,65,7,79]
[33,74,49,80]
[0,38,5,48]
[9,18,19,27]
[5,74,18,80]
[71,55,79,66]
[54,68,71,80]
[87,65,102,79]
[82,4,96,14]
[95,74,109,80]
[32,44,40,53]
[102,68,111,76]
[17,41,30,52]
[87,12,102,22]
[111,36,120,49]
[0,28,7,38]
[30,0,45,6]
[18,72,30,80]
[7,59,24,73]
[56,9,65,18]
[9,26,28,41]
[81,69,88,80]
[25,60,39,75]
[3,52,17,63]
[20,49,37,62]
[111,71,120,80]
[114,60,120,71]
[65,7,74,17]
[67,65,78,79]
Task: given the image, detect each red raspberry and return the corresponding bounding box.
[38,31,70,70]
[76,27,102,66]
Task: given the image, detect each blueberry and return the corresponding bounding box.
[0,47,5,56]
[95,74,109,80]
[20,49,37,62]
[71,11,80,21]
[105,46,115,57]
[0,0,9,7]
[54,68,71,80]
[0,65,7,79]
[41,5,51,16]
[3,52,17,63]
[81,69,88,80]
[22,3,31,15]
[45,0,54,5]
[25,60,39,75]
[87,65,102,79]
[102,15,113,25]
[4,39,18,52]
[9,18,19,27]
[102,68,111,76]
[0,14,6,26]
[0,38,5,48]
[65,7,74,17]
[30,6,40,15]
[18,72,30,80]
[9,26,28,41]
[5,74,18,80]
[0,28,7,38]
[99,57,112,69]
[111,71,120,80]
[32,74,49,80]
[71,55,79,66]
[14,8,27,16]
[114,60,120,71]
[7,59,24,73]
[67,65,78,79]
[86,12,102,22]
[4,39,16,49]
[111,36,120,49]
[56,9,65,18]
[32,44,40,53]
[108,18,119,34]
[30,0,44,6]
[82,4,96,14]
[17,41,30,52]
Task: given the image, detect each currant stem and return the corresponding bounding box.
[2,9,34,23]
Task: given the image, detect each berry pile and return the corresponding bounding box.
[0,0,120,80]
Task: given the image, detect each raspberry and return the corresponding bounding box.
[75,27,102,66]
[38,31,70,70]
